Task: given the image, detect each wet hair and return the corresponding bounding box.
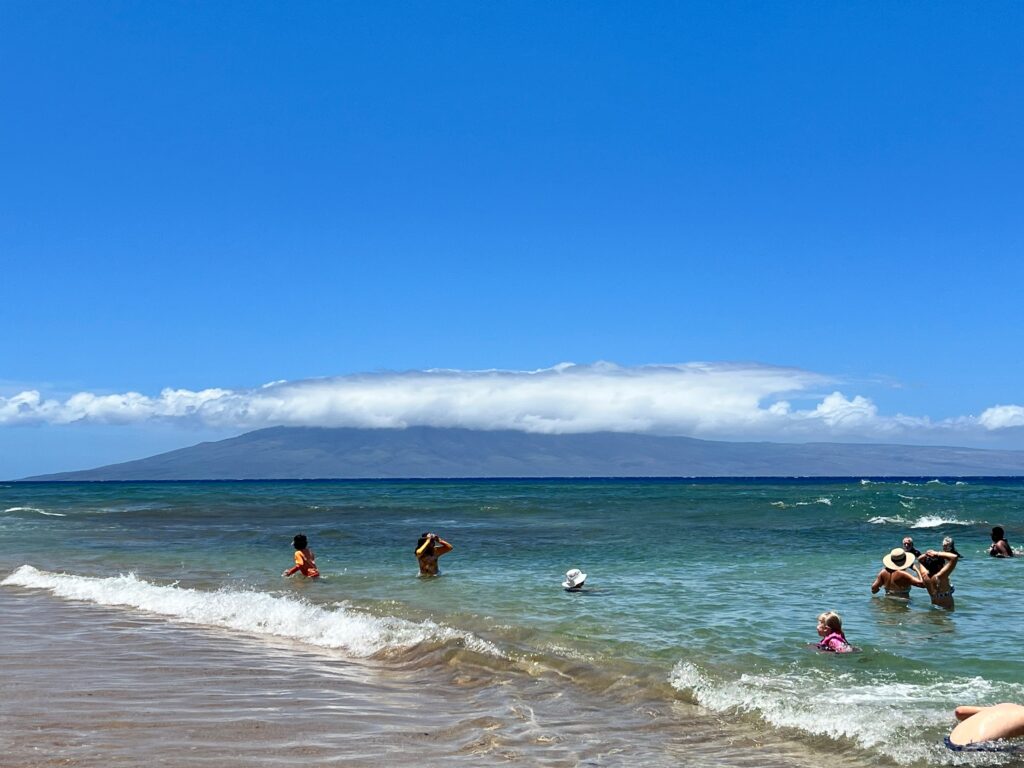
[942,536,962,558]
[992,526,1006,542]
[919,554,943,575]
[416,532,434,555]
[818,611,843,633]
[292,533,308,550]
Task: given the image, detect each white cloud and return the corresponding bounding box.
[0,362,1021,444]
[978,405,1024,430]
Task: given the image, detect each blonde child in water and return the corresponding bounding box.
[816,611,853,653]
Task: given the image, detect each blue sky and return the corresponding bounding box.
[2,2,1023,477]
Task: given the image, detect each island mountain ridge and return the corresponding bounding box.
[21,426,1024,480]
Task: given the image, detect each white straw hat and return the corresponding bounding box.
[882,547,915,571]
[562,568,587,589]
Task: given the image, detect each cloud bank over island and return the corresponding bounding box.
[1,362,1022,445]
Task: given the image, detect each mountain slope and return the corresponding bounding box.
[22,426,1024,480]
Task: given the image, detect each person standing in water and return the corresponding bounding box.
[282,533,320,578]
[415,532,453,576]
[990,527,1014,558]
[902,536,922,557]
[871,548,926,599]
[915,537,959,609]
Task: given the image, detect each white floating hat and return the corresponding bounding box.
[563,568,587,589]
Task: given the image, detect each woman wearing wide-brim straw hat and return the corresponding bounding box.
[871,547,926,599]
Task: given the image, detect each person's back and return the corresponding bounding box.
[415,532,452,576]
[872,549,924,597]
[990,527,1014,558]
[283,533,320,578]
[872,567,920,597]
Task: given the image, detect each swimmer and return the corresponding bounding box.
[815,611,853,653]
[282,533,320,578]
[990,526,1014,558]
[947,703,1024,751]
[915,539,959,609]
[562,568,587,592]
[902,536,922,557]
[415,532,453,576]
[871,548,925,599]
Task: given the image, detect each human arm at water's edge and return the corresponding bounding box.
[955,706,984,721]
[870,569,885,594]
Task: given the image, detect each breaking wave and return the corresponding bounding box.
[1,565,503,659]
[3,506,65,517]
[668,661,1024,765]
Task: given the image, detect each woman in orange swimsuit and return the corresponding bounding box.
[282,533,320,578]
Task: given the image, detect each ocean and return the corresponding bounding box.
[2,478,1022,767]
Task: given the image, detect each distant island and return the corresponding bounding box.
[20,426,1024,480]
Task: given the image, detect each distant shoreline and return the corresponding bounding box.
[11,475,1024,484]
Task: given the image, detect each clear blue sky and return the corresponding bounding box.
[2,2,1023,477]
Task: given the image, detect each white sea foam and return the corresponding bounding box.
[668,661,1023,765]
[3,506,65,517]
[771,498,832,509]
[1,565,503,659]
[911,515,975,529]
[867,515,910,525]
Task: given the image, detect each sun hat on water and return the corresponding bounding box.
[563,568,587,589]
[882,548,915,570]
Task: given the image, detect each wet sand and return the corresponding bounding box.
[1,587,879,767]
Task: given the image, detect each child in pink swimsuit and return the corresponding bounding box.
[816,611,853,653]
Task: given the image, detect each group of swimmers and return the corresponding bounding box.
[282,526,1019,750]
[869,526,1014,610]
[281,530,455,580]
[817,525,1019,750]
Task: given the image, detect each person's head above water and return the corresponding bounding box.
[416,532,436,554]
[992,526,1006,542]
[903,536,915,550]
[817,611,843,634]
[920,554,942,575]
[942,536,962,557]
[563,568,587,590]
[292,533,308,550]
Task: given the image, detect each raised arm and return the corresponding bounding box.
[913,563,936,594]
[434,537,453,557]
[925,551,958,579]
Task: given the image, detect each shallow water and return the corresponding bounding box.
[2,479,1022,766]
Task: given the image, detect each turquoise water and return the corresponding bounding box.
[2,479,1023,765]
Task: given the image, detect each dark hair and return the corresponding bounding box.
[919,554,943,576]
[992,526,1006,542]
[416,532,434,555]
[292,533,308,550]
